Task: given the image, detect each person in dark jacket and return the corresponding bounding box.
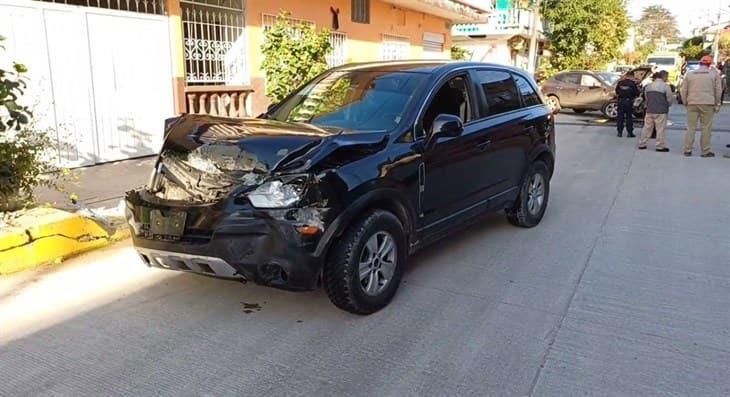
[638,71,673,152]
[615,73,641,137]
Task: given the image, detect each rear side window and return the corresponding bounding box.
[475,70,520,116]
[514,75,541,107]
[555,73,580,85]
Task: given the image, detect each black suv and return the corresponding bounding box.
[126,61,556,314]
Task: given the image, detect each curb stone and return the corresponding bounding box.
[0,207,129,274]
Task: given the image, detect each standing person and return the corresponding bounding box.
[615,73,641,138]
[638,71,673,152]
[681,55,723,157]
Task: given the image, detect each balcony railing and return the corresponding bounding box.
[453,9,538,37]
[185,85,253,118]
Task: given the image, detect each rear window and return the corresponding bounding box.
[475,70,520,116]
[514,75,541,107]
[648,57,676,66]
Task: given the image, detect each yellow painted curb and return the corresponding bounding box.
[0,208,130,275]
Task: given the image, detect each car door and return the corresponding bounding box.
[552,72,581,107]
[577,73,608,109]
[419,73,485,228]
[467,69,530,204]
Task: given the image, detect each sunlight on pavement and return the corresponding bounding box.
[0,241,176,343]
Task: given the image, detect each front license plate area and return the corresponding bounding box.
[150,209,187,239]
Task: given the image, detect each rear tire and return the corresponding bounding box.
[506,161,550,228]
[602,101,618,119]
[324,210,407,315]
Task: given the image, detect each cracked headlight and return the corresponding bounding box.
[247,180,304,208]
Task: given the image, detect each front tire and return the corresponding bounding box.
[506,161,550,228]
[324,210,407,315]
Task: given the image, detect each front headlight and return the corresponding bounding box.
[247,180,303,208]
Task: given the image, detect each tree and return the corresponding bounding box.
[679,36,710,60]
[636,5,680,44]
[0,35,32,132]
[261,13,332,103]
[542,0,629,71]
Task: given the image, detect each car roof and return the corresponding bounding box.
[331,60,532,79]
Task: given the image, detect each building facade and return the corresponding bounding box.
[0,0,488,166]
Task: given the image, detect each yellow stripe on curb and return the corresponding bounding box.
[0,208,129,274]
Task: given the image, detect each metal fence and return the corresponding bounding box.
[35,0,165,14]
[181,0,246,85]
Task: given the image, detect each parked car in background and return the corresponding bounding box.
[541,66,655,119]
[647,53,682,85]
[541,70,620,117]
[676,60,701,104]
[126,61,556,315]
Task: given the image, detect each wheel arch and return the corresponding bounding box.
[314,188,416,259]
[529,146,555,179]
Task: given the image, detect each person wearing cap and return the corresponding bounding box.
[680,55,723,157]
[638,71,673,152]
[615,73,641,138]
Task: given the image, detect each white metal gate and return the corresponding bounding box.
[0,0,174,167]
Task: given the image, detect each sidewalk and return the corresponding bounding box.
[35,156,155,210]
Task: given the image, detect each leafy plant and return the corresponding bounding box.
[542,0,629,71]
[261,13,333,103]
[679,36,709,60]
[450,46,471,61]
[636,5,680,44]
[0,35,32,132]
[0,35,64,212]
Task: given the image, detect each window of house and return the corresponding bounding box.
[514,75,541,107]
[327,32,348,67]
[475,70,520,116]
[422,32,445,59]
[182,0,248,85]
[381,35,409,60]
[352,0,370,23]
[422,75,473,135]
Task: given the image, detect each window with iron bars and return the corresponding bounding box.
[262,14,347,68]
[181,0,247,85]
[382,34,410,61]
[34,0,165,14]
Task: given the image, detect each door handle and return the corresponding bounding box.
[477,140,491,150]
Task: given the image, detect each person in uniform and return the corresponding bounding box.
[615,73,641,138]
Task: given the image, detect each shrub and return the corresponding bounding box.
[0,35,62,212]
[450,46,471,61]
[261,12,333,103]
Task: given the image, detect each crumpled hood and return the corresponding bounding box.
[149,114,387,203]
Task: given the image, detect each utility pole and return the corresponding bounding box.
[527,0,542,74]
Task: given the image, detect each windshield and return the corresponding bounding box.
[647,57,676,66]
[268,70,427,132]
[597,72,620,85]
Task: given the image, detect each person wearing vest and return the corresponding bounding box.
[615,73,641,138]
[638,71,673,152]
[680,55,723,157]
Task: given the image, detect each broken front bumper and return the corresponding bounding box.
[125,190,330,291]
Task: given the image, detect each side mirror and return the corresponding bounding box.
[430,114,464,140]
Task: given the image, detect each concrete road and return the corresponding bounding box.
[2,122,729,396]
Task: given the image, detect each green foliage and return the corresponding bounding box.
[719,35,730,60]
[0,35,63,211]
[450,46,471,61]
[679,36,709,60]
[542,0,629,71]
[0,36,32,132]
[261,13,333,103]
[636,5,680,43]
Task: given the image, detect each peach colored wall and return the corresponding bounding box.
[245,0,452,115]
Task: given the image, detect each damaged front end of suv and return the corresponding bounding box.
[126,114,387,291]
